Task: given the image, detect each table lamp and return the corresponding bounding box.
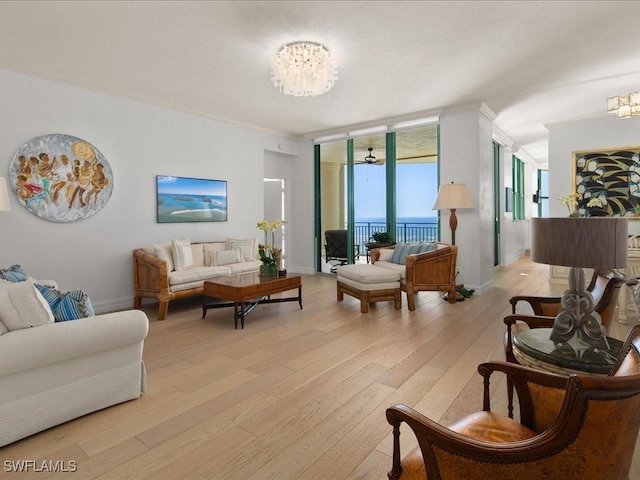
[531,217,628,349]
[0,177,10,211]
[432,182,474,245]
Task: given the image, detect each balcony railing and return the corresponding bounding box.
[354,222,438,253]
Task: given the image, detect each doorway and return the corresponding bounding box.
[264,178,286,264]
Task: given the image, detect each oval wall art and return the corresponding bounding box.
[9,134,113,222]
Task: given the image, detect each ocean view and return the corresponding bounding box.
[352,216,439,244]
[355,216,437,226]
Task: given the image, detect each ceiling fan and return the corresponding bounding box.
[356,147,385,166]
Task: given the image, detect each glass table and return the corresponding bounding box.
[512,328,624,376]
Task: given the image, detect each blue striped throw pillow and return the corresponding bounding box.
[35,284,94,321]
[0,265,28,283]
[390,243,422,265]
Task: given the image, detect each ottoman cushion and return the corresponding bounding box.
[336,264,401,284]
[337,276,400,291]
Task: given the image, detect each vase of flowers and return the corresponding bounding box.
[257,219,284,276]
[559,193,604,217]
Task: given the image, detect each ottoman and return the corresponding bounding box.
[336,264,402,313]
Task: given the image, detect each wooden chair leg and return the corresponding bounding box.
[361,300,369,313]
[406,292,416,311]
[158,300,169,321]
[394,290,401,310]
[133,295,142,310]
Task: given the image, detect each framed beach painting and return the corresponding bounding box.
[573,146,640,218]
[8,134,113,222]
[156,175,228,223]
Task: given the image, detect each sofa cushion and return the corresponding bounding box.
[378,248,394,262]
[0,265,29,283]
[227,238,257,262]
[191,243,205,267]
[374,261,407,281]
[337,276,400,291]
[0,280,54,331]
[168,266,231,286]
[390,243,422,265]
[202,242,228,266]
[172,239,194,271]
[228,260,262,275]
[417,242,437,253]
[0,319,7,336]
[35,284,95,322]
[336,264,401,284]
[153,241,175,272]
[213,249,242,266]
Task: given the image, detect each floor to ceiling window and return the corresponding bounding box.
[315,123,439,272]
[535,169,549,217]
[395,125,439,244]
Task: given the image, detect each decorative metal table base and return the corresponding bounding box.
[202,288,303,329]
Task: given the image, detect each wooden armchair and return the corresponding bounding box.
[371,243,458,310]
[386,325,640,480]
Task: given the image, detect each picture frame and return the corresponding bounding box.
[8,134,113,223]
[572,146,640,218]
[156,175,227,223]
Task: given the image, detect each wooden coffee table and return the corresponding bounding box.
[202,272,302,329]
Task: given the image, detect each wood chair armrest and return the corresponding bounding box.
[503,314,556,330]
[509,295,563,315]
[370,246,395,264]
[405,245,457,285]
[132,248,170,292]
[478,360,569,414]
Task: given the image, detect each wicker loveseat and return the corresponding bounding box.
[133,239,261,320]
[371,242,458,310]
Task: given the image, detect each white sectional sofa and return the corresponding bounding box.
[0,304,148,447]
[133,239,262,320]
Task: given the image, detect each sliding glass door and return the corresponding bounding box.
[315,123,439,272]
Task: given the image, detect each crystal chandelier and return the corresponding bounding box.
[606,91,640,118]
[271,41,338,97]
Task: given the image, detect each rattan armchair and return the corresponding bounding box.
[371,243,458,310]
[386,325,640,480]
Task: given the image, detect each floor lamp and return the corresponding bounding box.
[0,177,10,212]
[433,182,474,301]
[432,182,474,246]
[531,217,627,349]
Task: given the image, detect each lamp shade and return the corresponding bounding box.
[531,217,627,269]
[0,177,10,211]
[433,182,474,210]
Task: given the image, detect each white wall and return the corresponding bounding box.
[439,105,496,292]
[0,68,314,313]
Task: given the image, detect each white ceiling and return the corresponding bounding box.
[0,1,639,167]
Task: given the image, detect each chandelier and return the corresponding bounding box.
[271,41,338,97]
[606,91,640,118]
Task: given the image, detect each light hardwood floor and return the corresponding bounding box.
[2,256,639,479]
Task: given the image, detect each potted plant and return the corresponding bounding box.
[370,231,394,244]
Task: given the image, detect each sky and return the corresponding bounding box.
[353,163,438,220]
[157,175,227,196]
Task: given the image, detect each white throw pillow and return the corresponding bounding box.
[0,280,55,331]
[227,238,256,262]
[153,241,175,272]
[378,248,394,262]
[171,239,194,271]
[213,249,242,266]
